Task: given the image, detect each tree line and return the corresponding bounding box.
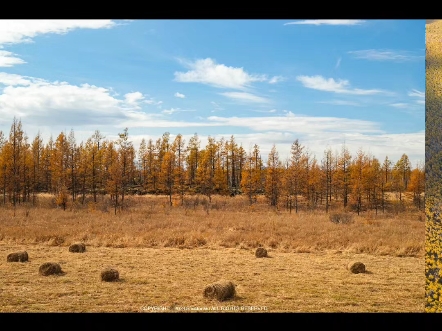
[0,118,424,214]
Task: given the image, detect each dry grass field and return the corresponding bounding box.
[0,194,425,312]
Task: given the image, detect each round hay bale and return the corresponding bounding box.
[255,247,268,258]
[69,243,86,253]
[101,268,119,282]
[203,280,236,301]
[347,262,366,274]
[7,251,28,262]
[39,262,63,276]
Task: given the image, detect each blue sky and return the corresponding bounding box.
[0,19,424,166]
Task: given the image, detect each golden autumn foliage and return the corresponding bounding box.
[0,119,423,215]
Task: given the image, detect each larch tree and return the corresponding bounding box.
[0,130,9,204]
[91,130,105,202]
[160,150,175,206]
[77,142,88,204]
[363,155,382,213]
[196,136,217,202]
[52,132,70,210]
[186,133,200,193]
[321,147,334,213]
[381,156,392,213]
[116,128,134,210]
[66,129,78,203]
[333,144,352,208]
[214,138,228,196]
[144,138,157,193]
[172,134,187,205]
[290,139,307,213]
[241,143,263,205]
[8,118,26,210]
[42,136,54,194]
[30,132,43,205]
[350,148,366,215]
[408,161,425,210]
[392,154,411,202]
[265,144,282,207]
[236,144,246,195]
[106,141,122,215]
[138,138,147,187]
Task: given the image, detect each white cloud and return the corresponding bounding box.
[405,89,425,106]
[0,73,148,127]
[390,103,409,108]
[211,101,224,112]
[211,101,222,108]
[335,57,341,69]
[0,20,116,46]
[408,89,424,99]
[268,76,285,84]
[215,131,423,166]
[348,49,424,62]
[0,72,34,86]
[174,58,267,89]
[161,108,195,115]
[318,100,362,106]
[220,91,271,103]
[124,92,145,106]
[206,113,382,134]
[284,20,365,26]
[252,109,277,113]
[296,75,390,95]
[0,20,117,68]
[174,92,185,98]
[0,50,26,67]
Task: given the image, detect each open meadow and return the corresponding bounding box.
[0,193,425,312]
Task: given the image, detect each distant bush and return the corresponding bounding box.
[329,213,354,225]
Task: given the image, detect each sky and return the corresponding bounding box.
[0,19,425,166]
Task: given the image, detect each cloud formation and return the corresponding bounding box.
[0,50,26,67]
[206,112,382,134]
[0,72,146,126]
[0,20,116,46]
[174,92,185,98]
[390,103,409,109]
[296,75,390,95]
[220,91,271,103]
[318,100,361,106]
[348,49,424,62]
[174,58,267,89]
[0,20,117,68]
[268,76,285,84]
[161,108,195,115]
[408,89,424,99]
[284,20,365,26]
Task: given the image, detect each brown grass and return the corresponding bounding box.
[0,194,424,312]
[0,194,424,257]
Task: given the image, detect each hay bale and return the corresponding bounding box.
[255,247,268,258]
[347,262,366,274]
[203,280,236,301]
[69,243,86,253]
[101,268,119,282]
[7,251,28,262]
[39,262,63,276]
